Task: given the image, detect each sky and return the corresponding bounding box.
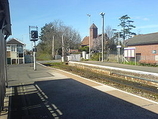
[9,0,158,50]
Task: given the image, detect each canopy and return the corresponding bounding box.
[0,0,12,38]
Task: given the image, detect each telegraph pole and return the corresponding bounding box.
[52,36,55,59]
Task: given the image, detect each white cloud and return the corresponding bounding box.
[142,18,149,21]
[133,16,150,21]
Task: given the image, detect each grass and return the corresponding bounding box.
[123,61,158,67]
[36,53,52,61]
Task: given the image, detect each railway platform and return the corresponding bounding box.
[1,63,158,119]
[82,61,158,73]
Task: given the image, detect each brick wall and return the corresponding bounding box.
[129,44,158,63]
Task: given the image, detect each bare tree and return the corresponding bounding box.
[37,20,81,58]
[105,26,113,39]
[105,26,117,52]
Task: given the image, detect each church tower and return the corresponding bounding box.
[90,23,98,48]
[90,23,98,39]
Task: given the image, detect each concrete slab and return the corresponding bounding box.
[55,69,101,87]
[2,63,158,119]
[54,66,158,115]
[94,85,116,92]
[105,90,158,112]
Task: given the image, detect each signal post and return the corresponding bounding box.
[29,26,38,71]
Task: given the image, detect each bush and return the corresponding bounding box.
[91,53,101,61]
[79,46,89,53]
[139,62,157,67]
[123,61,138,65]
[123,61,158,67]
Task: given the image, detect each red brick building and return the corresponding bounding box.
[81,23,98,48]
[81,36,89,47]
[125,32,158,64]
[81,23,108,52]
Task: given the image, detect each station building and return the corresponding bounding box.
[125,32,158,64]
[6,38,25,64]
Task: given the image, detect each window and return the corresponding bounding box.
[7,45,11,51]
[11,45,16,52]
[17,45,23,53]
[152,50,156,54]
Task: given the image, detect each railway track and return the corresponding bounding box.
[43,63,158,102]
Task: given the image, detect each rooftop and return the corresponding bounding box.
[90,23,98,29]
[126,32,158,46]
[7,38,25,45]
[81,36,89,46]
[1,0,12,36]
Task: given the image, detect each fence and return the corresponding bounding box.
[68,54,81,61]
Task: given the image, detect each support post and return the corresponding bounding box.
[52,36,55,59]
[29,26,38,70]
[100,12,105,62]
[33,41,36,70]
[62,34,65,62]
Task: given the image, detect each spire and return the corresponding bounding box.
[90,23,97,29]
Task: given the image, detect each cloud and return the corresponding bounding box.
[133,16,149,21]
[142,18,149,21]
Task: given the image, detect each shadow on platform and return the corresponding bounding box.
[8,78,158,119]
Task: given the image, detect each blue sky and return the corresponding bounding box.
[9,0,158,49]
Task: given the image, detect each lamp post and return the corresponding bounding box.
[62,34,65,62]
[87,14,91,59]
[100,12,105,62]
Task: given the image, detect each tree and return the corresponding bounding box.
[105,26,113,39]
[105,26,117,51]
[37,20,81,59]
[79,46,89,53]
[118,15,136,41]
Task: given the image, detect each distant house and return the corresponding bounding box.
[81,36,89,47]
[81,23,108,52]
[125,32,158,64]
[69,49,79,54]
[7,38,25,64]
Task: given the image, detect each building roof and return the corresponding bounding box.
[126,32,158,46]
[7,38,25,45]
[81,36,89,46]
[1,0,12,36]
[90,23,97,29]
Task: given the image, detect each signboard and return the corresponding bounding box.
[116,45,121,48]
[155,55,158,61]
[124,47,136,57]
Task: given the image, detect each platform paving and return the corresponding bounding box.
[1,63,158,119]
[82,61,158,73]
